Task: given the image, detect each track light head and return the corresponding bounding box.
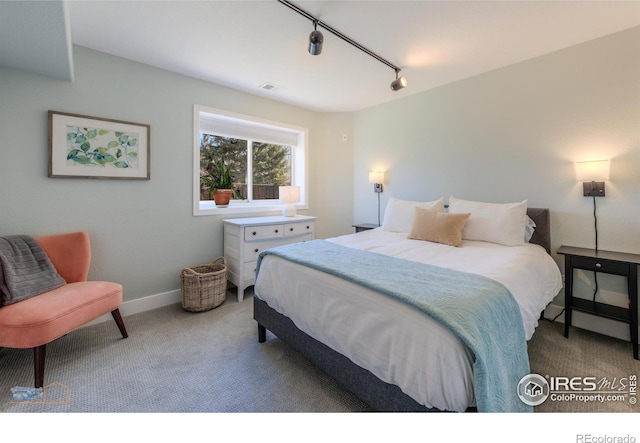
[308,21,323,55]
[390,70,407,91]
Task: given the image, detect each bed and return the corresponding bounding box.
[253,198,563,412]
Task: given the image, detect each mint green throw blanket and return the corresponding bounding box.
[256,240,532,412]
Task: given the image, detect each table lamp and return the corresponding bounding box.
[279,186,300,217]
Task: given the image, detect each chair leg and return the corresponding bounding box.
[33,345,46,388]
[31,311,125,389]
[111,309,129,338]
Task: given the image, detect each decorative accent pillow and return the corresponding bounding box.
[408,208,471,247]
[448,197,528,246]
[381,197,445,233]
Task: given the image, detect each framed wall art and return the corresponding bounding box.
[48,110,150,179]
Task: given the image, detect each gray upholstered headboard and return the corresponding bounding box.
[527,208,551,255]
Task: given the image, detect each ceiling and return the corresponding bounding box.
[2,1,640,113]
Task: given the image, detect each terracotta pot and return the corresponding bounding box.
[213,189,233,207]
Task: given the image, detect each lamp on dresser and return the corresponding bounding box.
[279,185,300,217]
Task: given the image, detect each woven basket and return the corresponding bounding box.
[181,257,227,312]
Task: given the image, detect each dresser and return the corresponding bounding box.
[223,215,317,302]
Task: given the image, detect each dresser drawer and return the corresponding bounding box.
[242,233,313,280]
[243,239,285,262]
[244,224,284,241]
[243,234,314,262]
[284,221,315,237]
[243,261,259,281]
[570,256,630,275]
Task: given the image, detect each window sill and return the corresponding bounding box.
[194,201,308,217]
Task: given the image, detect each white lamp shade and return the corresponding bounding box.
[279,186,300,203]
[368,171,385,184]
[576,160,610,181]
[279,186,299,217]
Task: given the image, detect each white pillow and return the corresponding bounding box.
[448,197,528,246]
[381,197,445,233]
[525,216,536,242]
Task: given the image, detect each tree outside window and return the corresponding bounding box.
[200,134,291,201]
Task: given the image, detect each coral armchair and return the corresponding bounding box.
[0,231,128,388]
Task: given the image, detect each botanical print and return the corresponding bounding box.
[65,125,139,169]
[49,110,149,180]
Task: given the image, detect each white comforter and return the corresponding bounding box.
[254,228,562,411]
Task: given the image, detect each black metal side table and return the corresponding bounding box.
[558,245,639,360]
[352,223,379,233]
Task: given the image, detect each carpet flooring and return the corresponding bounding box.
[1,289,638,414]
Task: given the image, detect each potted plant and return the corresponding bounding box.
[200,160,242,207]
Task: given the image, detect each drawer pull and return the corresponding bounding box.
[290,227,294,231]
[306,225,310,229]
[254,249,259,253]
[596,263,602,268]
[252,231,257,236]
[275,229,279,233]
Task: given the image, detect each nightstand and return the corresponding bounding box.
[352,223,379,233]
[558,245,639,360]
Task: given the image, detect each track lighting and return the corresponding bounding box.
[279,0,407,92]
[308,20,323,55]
[390,69,408,91]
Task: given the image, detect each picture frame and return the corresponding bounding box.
[48,110,150,180]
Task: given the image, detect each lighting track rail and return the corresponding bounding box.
[277,0,407,90]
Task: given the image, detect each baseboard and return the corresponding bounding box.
[543,302,639,343]
[84,289,182,327]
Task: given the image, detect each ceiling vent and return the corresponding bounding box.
[259,82,282,92]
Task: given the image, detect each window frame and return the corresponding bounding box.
[193,105,308,216]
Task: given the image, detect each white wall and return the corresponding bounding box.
[314,112,355,238]
[0,45,354,306]
[353,27,640,339]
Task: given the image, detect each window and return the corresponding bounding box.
[200,135,292,200]
[193,105,308,216]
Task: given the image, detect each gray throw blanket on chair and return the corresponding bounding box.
[0,235,66,306]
